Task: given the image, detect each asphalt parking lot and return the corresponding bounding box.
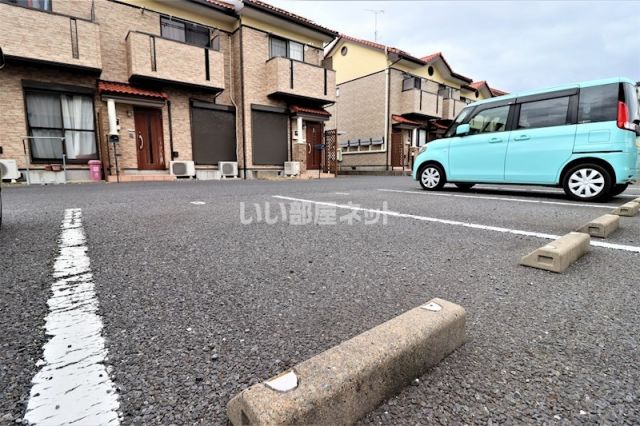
[1,176,639,424]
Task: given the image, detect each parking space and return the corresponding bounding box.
[1,176,639,424]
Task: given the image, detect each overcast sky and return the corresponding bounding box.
[267,0,640,92]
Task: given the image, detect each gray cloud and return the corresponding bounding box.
[267,0,640,92]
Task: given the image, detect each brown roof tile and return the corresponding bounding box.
[98,81,168,100]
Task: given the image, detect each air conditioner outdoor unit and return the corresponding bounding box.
[170,160,195,177]
[219,161,238,178]
[0,159,21,181]
[284,161,300,176]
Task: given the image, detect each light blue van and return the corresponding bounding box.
[413,77,640,201]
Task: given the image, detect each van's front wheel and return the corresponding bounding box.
[419,164,446,191]
[562,163,612,202]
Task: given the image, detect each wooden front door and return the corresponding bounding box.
[391,131,403,167]
[134,108,165,170]
[306,122,322,170]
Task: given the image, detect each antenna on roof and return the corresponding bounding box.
[365,9,384,42]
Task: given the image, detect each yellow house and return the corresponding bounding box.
[325,34,505,172]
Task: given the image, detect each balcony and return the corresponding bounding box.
[0,2,101,72]
[265,57,336,104]
[399,89,443,118]
[442,98,467,120]
[126,31,225,93]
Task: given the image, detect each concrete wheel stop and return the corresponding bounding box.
[576,214,620,238]
[612,201,640,217]
[520,232,590,273]
[227,298,466,425]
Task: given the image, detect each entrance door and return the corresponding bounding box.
[391,131,403,167]
[306,122,322,170]
[134,108,165,170]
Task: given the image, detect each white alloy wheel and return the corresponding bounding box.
[421,167,441,189]
[567,168,605,198]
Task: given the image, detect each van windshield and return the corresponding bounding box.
[443,107,471,138]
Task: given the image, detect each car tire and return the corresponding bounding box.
[455,183,475,190]
[608,183,629,198]
[562,163,612,202]
[419,163,446,191]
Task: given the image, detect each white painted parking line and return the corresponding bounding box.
[24,208,120,425]
[273,195,640,254]
[474,185,639,198]
[190,201,206,205]
[335,192,350,195]
[378,189,612,209]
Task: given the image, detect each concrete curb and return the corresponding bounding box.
[612,201,640,217]
[632,197,640,204]
[520,232,590,273]
[576,214,620,238]
[227,298,466,425]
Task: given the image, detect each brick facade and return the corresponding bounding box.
[0,0,334,180]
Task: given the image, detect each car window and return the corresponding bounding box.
[443,107,472,137]
[468,105,509,135]
[518,96,570,130]
[578,83,618,123]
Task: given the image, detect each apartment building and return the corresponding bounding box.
[324,35,505,172]
[0,0,337,182]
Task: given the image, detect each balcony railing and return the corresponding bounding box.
[126,31,225,92]
[399,89,443,118]
[0,2,101,71]
[442,98,467,120]
[265,57,336,104]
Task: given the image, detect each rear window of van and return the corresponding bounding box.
[577,83,617,124]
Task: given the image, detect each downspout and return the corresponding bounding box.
[167,100,175,161]
[384,48,390,171]
[239,24,248,179]
[227,29,241,177]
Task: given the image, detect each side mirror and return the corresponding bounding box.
[455,123,470,136]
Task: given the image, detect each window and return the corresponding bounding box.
[7,0,51,11]
[269,36,304,61]
[402,76,421,91]
[578,83,618,124]
[518,97,570,129]
[428,66,434,76]
[160,16,210,48]
[439,85,459,100]
[289,41,303,61]
[468,105,510,135]
[340,46,348,56]
[25,91,97,162]
[417,129,427,147]
[444,107,472,137]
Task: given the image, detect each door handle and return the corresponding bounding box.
[514,135,530,141]
[488,137,503,143]
[138,133,144,150]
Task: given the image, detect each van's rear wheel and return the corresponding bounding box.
[419,164,446,191]
[562,163,612,201]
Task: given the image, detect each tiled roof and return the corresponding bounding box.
[205,0,236,10]
[337,34,425,65]
[469,80,487,90]
[392,114,421,126]
[243,0,337,36]
[420,52,472,83]
[491,88,508,96]
[98,81,168,100]
[291,105,331,117]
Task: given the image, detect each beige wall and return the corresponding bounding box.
[240,26,289,168]
[0,2,101,71]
